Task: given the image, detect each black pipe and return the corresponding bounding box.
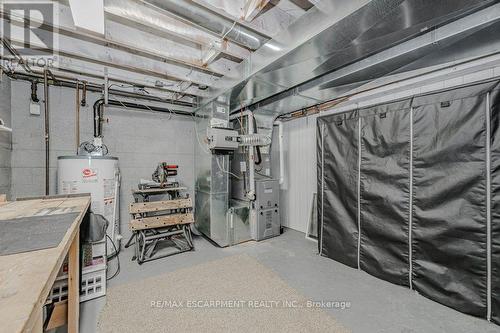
[106,98,194,116]
[30,81,39,102]
[99,101,104,137]
[81,81,87,107]
[93,99,105,138]
[92,98,195,138]
[5,72,195,108]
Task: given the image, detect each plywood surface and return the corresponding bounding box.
[129,198,192,214]
[129,212,194,230]
[0,196,90,333]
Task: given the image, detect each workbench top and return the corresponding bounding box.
[0,195,91,333]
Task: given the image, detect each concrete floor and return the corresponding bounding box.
[80,229,498,333]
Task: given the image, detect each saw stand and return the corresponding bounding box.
[125,187,194,264]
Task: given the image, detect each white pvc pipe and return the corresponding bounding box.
[247,112,256,200]
[104,67,109,105]
[274,120,284,185]
[109,169,121,255]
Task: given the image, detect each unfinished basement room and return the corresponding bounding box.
[3,0,500,332]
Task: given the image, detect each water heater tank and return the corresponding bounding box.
[57,156,120,253]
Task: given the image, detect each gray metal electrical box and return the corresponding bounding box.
[207,128,239,152]
[254,179,280,241]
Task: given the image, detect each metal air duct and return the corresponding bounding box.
[142,0,269,50]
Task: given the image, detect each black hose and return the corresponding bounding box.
[106,234,120,280]
[255,146,262,165]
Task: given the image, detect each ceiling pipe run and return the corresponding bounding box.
[142,0,269,50]
[4,70,195,108]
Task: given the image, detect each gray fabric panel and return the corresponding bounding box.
[490,85,500,324]
[317,120,324,254]
[359,100,412,286]
[0,212,80,255]
[412,87,490,317]
[318,111,359,268]
[412,83,497,108]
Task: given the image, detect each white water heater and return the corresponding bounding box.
[57,156,120,253]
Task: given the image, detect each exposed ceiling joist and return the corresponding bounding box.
[194,0,310,37]
[104,8,245,64]
[242,0,272,22]
[190,0,272,37]
[1,15,221,88]
[4,35,210,89]
[202,40,225,66]
[0,11,225,78]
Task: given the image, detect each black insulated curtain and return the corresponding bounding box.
[411,84,492,317]
[317,111,359,268]
[359,100,412,287]
[491,85,500,325]
[317,81,500,324]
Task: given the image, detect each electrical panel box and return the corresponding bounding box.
[254,179,280,241]
[207,127,239,152]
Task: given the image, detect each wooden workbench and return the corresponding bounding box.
[0,195,91,333]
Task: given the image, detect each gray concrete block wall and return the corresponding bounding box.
[10,80,195,240]
[0,76,12,199]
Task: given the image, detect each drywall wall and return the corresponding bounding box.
[272,116,317,234]
[9,80,195,240]
[0,77,11,199]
